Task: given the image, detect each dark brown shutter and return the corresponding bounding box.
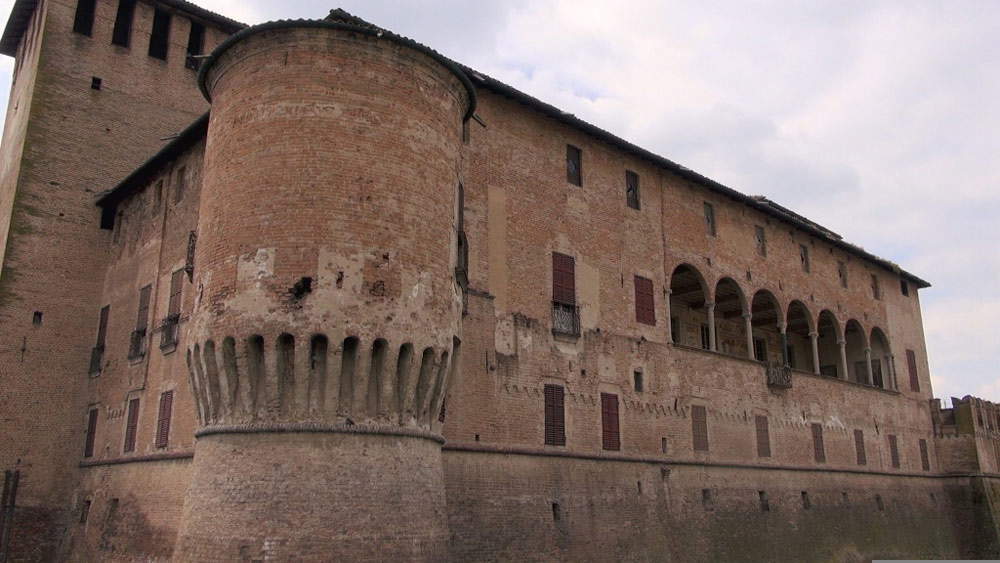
[906,349,920,392]
[544,385,566,446]
[888,434,900,468]
[755,415,770,458]
[919,439,930,471]
[634,276,655,325]
[111,0,136,47]
[96,305,110,348]
[147,8,171,60]
[168,269,185,316]
[552,253,576,306]
[601,393,620,451]
[811,423,825,463]
[155,391,173,448]
[854,429,867,465]
[136,285,151,332]
[84,409,98,458]
[73,0,97,35]
[692,405,709,452]
[123,398,140,453]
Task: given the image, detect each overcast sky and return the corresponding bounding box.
[1,1,997,404]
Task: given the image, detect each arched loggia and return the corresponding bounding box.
[816,310,844,379]
[785,300,815,372]
[713,277,748,356]
[844,320,869,384]
[668,264,711,349]
[870,327,893,389]
[749,290,784,364]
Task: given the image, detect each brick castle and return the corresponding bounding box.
[1,1,999,561]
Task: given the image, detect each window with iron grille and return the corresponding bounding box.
[90,305,109,375]
[811,423,826,463]
[544,385,566,446]
[755,415,771,458]
[888,434,900,468]
[754,225,767,257]
[906,349,920,392]
[161,270,184,349]
[692,405,709,452]
[73,0,97,36]
[552,253,579,336]
[601,393,620,451]
[625,170,640,210]
[84,409,98,458]
[854,429,867,465]
[703,202,716,236]
[871,273,881,300]
[634,276,655,325]
[838,261,848,288]
[566,145,582,186]
[129,285,151,360]
[148,8,171,60]
[155,391,173,448]
[919,439,930,471]
[111,0,136,47]
[800,244,810,272]
[123,398,140,453]
[186,21,206,70]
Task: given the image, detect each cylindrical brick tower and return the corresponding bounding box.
[173,13,474,561]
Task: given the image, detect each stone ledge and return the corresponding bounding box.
[195,421,446,443]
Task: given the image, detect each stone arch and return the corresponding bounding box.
[668,263,711,349]
[750,289,783,363]
[713,277,748,357]
[844,320,869,384]
[308,334,329,413]
[870,327,893,390]
[816,310,842,378]
[276,333,296,417]
[785,300,815,372]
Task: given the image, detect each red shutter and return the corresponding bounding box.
[155,391,173,448]
[919,439,930,471]
[552,253,576,305]
[888,434,900,468]
[854,429,867,465]
[692,405,709,452]
[906,350,920,392]
[123,398,140,453]
[755,415,770,458]
[84,409,98,458]
[601,393,620,451]
[544,385,566,446]
[811,423,825,463]
[634,276,655,325]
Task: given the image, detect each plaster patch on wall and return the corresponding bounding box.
[237,248,275,285]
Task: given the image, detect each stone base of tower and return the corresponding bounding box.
[173,428,449,561]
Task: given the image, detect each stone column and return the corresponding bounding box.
[809,331,820,375]
[864,347,874,386]
[744,312,755,360]
[838,338,849,381]
[706,302,717,352]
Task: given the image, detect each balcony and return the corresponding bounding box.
[551,302,580,338]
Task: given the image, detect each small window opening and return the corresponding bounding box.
[758,491,769,512]
[754,225,767,257]
[703,202,716,236]
[702,488,713,510]
[566,145,582,186]
[800,244,810,272]
[871,273,881,300]
[633,371,643,393]
[637,481,642,495]
[185,21,206,70]
[79,500,91,523]
[842,491,849,503]
[551,502,561,521]
[661,437,667,454]
[838,261,848,288]
[801,491,811,509]
[73,0,97,36]
[91,77,102,90]
[32,311,42,326]
[148,8,171,60]
[875,494,885,511]
[111,0,136,47]
[901,279,910,296]
[625,170,640,210]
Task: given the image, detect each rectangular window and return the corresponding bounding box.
[625,170,640,210]
[544,384,566,446]
[900,279,910,297]
[754,225,767,257]
[148,8,171,60]
[155,391,173,448]
[700,324,711,351]
[162,270,184,348]
[753,337,767,362]
[703,202,716,236]
[692,405,709,452]
[634,275,655,325]
[123,398,140,453]
[906,349,920,392]
[854,429,867,465]
[84,409,98,458]
[838,261,848,288]
[73,0,97,36]
[800,244,810,272]
[186,21,206,70]
[90,305,110,375]
[174,166,187,203]
[888,434,900,468]
[566,145,582,186]
[600,393,620,451]
[871,273,881,300]
[111,0,136,47]
[633,371,644,393]
[129,285,152,359]
[755,415,771,458]
[919,438,930,471]
[551,253,579,336]
[811,423,826,463]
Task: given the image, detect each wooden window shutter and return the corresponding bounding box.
[168,269,185,316]
[73,0,97,36]
[552,253,576,306]
[601,393,620,451]
[84,409,98,458]
[155,391,174,448]
[919,439,930,471]
[906,349,920,392]
[111,0,136,47]
[96,305,110,347]
[692,405,709,452]
[755,415,771,458]
[136,285,152,332]
[854,429,867,465]
[634,276,655,325]
[544,385,566,446]
[123,398,140,453]
[811,423,826,463]
[888,434,900,468]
